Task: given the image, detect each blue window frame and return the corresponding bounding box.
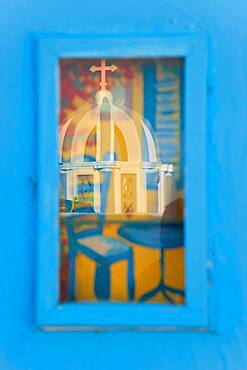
[37,35,208,329]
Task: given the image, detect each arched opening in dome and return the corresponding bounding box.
[84,127,96,162]
[83,125,129,162]
[61,120,77,163]
[114,125,128,161]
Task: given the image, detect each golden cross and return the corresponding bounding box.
[90,59,117,90]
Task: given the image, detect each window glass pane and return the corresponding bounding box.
[59,58,185,304]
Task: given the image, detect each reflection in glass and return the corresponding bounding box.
[59,58,185,304]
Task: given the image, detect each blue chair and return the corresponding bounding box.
[63,170,135,301]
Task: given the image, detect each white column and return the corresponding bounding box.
[136,168,142,213]
[71,170,77,200]
[114,168,121,214]
[67,171,74,201]
[141,169,147,213]
[160,164,176,213]
[158,170,165,215]
[164,173,176,207]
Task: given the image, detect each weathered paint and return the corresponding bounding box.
[0,0,247,369]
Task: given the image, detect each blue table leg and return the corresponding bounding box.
[127,251,135,301]
[139,249,185,303]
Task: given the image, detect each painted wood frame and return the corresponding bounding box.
[37,35,208,330]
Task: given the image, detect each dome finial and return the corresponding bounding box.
[90,59,117,90]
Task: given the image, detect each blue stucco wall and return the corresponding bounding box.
[1,0,247,369]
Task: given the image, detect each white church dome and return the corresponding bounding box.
[59,90,160,165]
